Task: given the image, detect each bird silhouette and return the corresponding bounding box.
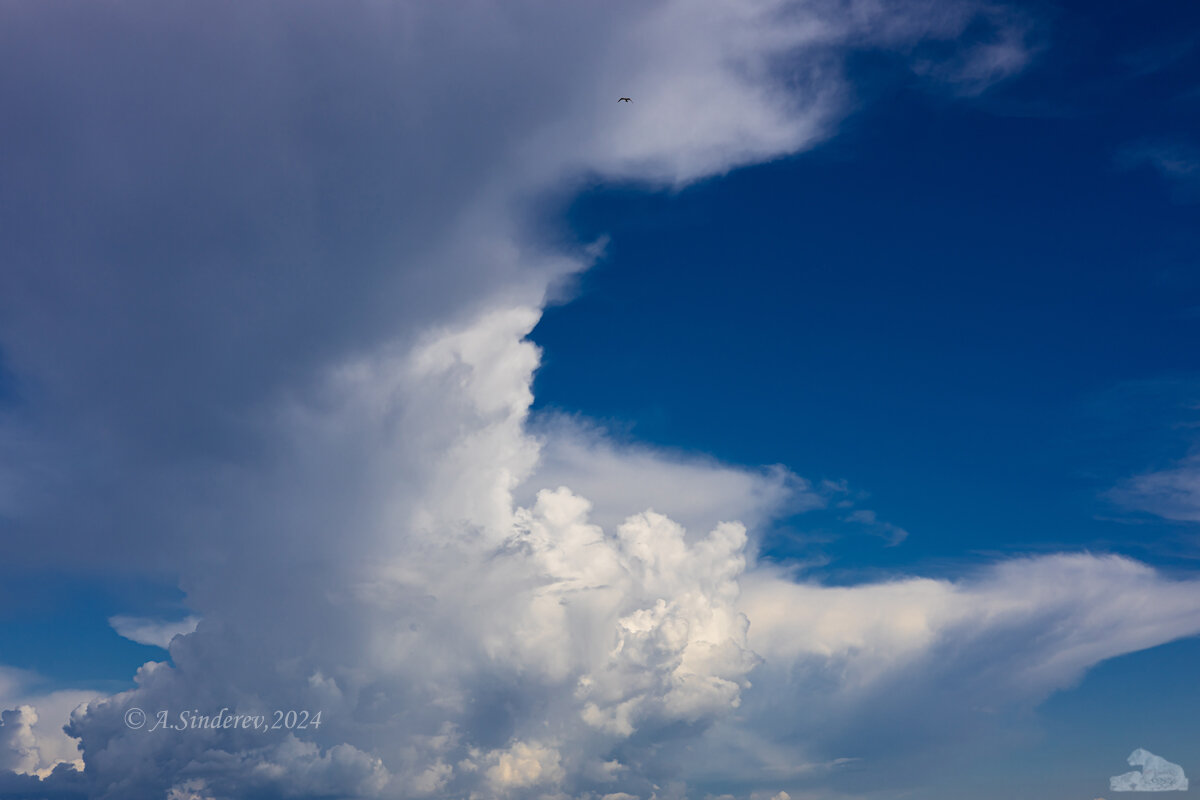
[618,97,632,103]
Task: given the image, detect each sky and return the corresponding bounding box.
[0,1,1199,799]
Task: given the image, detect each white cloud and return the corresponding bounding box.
[0,707,39,775]
[1110,748,1189,792]
[0,670,35,705]
[484,741,567,791]
[845,508,909,545]
[743,553,1200,692]
[526,416,819,540]
[108,615,201,648]
[15,309,1195,800]
[411,759,453,796]
[0,675,99,779]
[725,552,1200,780]
[1110,455,1200,523]
[21,306,810,799]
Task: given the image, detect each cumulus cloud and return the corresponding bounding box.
[525,416,820,557]
[0,306,792,800]
[7,310,1197,800]
[0,671,97,780]
[169,737,391,800]
[482,741,567,791]
[4,2,1195,800]
[0,707,39,775]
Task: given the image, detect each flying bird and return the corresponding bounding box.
[618,97,631,103]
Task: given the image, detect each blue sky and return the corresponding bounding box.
[534,0,1200,577]
[1,2,1199,799]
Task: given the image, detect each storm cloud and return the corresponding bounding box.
[5,2,1198,800]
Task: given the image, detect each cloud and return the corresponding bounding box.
[0,671,98,780]
[0,671,35,706]
[526,415,820,541]
[0,763,87,799]
[0,0,1039,576]
[7,310,1196,800]
[482,741,567,791]
[729,552,1200,784]
[167,737,391,800]
[0,306,801,799]
[1110,455,1200,523]
[845,509,909,545]
[743,554,1200,693]
[108,615,201,649]
[1110,748,1189,792]
[0,707,39,775]
[1119,37,1198,79]
[908,4,1039,96]
[2,2,1182,800]
[1117,141,1200,201]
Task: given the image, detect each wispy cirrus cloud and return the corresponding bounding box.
[1117,140,1200,201]
[845,508,910,545]
[1110,454,1200,524]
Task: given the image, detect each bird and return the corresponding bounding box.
[618,97,632,103]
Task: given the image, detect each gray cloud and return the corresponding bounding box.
[0,0,1039,572]
[8,3,1191,800]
